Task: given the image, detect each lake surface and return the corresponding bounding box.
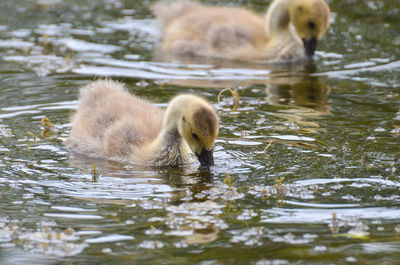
[0,0,399,264]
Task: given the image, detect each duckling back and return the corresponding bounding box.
[153,1,268,60]
[152,0,202,30]
[66,80,164,159]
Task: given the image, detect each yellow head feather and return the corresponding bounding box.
[289,0,330,41]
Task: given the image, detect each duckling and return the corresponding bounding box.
[152,0,330,62]
[66,80,219,168]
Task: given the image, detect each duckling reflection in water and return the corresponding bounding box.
[152,0,330,63]
[66,80,219,168]
[265,76,331,113]
[265,76,331,134]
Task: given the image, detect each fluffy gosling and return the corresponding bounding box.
[66,80,219,168]
[152,0,330,62]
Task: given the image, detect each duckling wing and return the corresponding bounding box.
[102,115,163,158]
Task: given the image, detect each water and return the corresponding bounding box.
[0,0,399,264]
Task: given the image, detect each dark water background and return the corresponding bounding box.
[0,0,399,264]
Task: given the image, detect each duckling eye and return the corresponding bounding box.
[298,6,303,11]
[308,21,316,29]
[191,133,199,141]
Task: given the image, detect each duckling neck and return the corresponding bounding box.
[145,96,194,166]
[265,0,292,37]
[149,127,191,167]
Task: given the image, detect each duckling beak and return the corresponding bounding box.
[302,37,318,57]
[196,148,214,168]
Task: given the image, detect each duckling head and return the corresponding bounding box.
[289,0,330,57]
[167,95,219,168]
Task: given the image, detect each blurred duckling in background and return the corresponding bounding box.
[66,80,219,168]
[152,0,330,63]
